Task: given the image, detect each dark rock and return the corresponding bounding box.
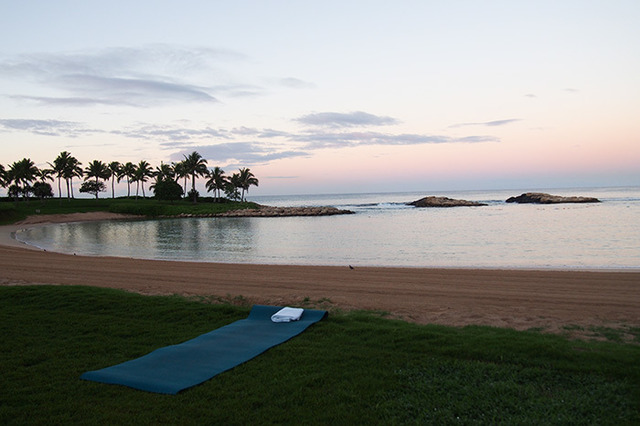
[214,206,354,217]
[408,196,487,208]
[505,192,600,204]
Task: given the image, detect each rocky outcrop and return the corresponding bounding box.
[505,193,600,204]
[408,196,487,208]
[213,206,354,217]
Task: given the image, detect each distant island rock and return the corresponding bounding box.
[505,192,600,204]
[408,196,487,208]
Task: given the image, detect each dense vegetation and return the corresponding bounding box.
[0,285,638,424]
[0,150,259,203]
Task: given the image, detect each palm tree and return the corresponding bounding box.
[205,166,227,201]
[63,155,83,199]
[237,167,259,202]
[0,164,6,189]
[34,167,53,184]
[150,162,175,195]
[8,158,39,201]
[225,172,242,201]
[32,167,54,201]
[120,162,136,198]
[84,160,110,199]
[107,161,122,199]
[154,162,175,183]
[182,151,209,202]
[51,151,72,199]
[133,160,153,199]
[173,161,188,198]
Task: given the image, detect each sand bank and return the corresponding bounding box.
[1,213,639,337]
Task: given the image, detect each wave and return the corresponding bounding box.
[346,202,411,210]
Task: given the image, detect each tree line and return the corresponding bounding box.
[0,151,258,203]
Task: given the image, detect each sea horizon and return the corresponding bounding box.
[249,184,639,200]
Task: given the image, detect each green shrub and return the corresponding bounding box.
[153,180,184,201]
[0,202,19,224]
[108,201,165,216]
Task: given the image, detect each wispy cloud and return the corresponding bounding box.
[56,74,217,104]
[230,127,292,138]
[0,118,99,137]
[170,142,309,165]
[297,131,498,150]
[295,111,399,128]
[448,119,521,129]
[113,124,230,141]
[0,45,242,79]
[278,77,316,89]
[9,95,140,107]
[0,45,317,108]
[2,111,500,166]
[0,45,249,107]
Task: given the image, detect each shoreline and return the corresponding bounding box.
[1,212,639,338]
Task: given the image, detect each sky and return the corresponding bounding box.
[1,0,639,196]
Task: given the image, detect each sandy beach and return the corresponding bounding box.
[1,212,639,337]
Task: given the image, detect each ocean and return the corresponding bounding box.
[15,187,640,269]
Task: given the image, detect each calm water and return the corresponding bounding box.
[16,187,640,269]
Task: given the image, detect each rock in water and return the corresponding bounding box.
[408,196,487,208]
[505,192,600,204]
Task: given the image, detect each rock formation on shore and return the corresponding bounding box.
[217,206,354,217]
[505,193,600,204]
[408,196,487,208]
[165,206,355,218]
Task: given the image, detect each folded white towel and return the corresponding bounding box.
[271,307,304,323]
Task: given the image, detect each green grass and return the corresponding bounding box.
[562,324,640,344]
[0,197,260,224]
[1,286,638,424]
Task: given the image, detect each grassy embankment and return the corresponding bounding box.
[0,196,260,225]
[1,285,638,424]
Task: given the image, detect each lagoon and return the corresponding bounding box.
[16,187,640,269]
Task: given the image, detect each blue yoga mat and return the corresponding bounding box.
[81,305,328,394]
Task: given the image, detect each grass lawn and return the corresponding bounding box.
[1,285,638,424]
[0,197,260,225]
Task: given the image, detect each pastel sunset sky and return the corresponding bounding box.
[1,0,638,196]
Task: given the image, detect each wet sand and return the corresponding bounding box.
[1,212,639,336]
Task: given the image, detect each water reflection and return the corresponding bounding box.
[15,191,640,269]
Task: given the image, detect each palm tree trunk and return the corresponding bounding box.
[191,174,196,203]
[183,176,188,198]
[22,179,28,202]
